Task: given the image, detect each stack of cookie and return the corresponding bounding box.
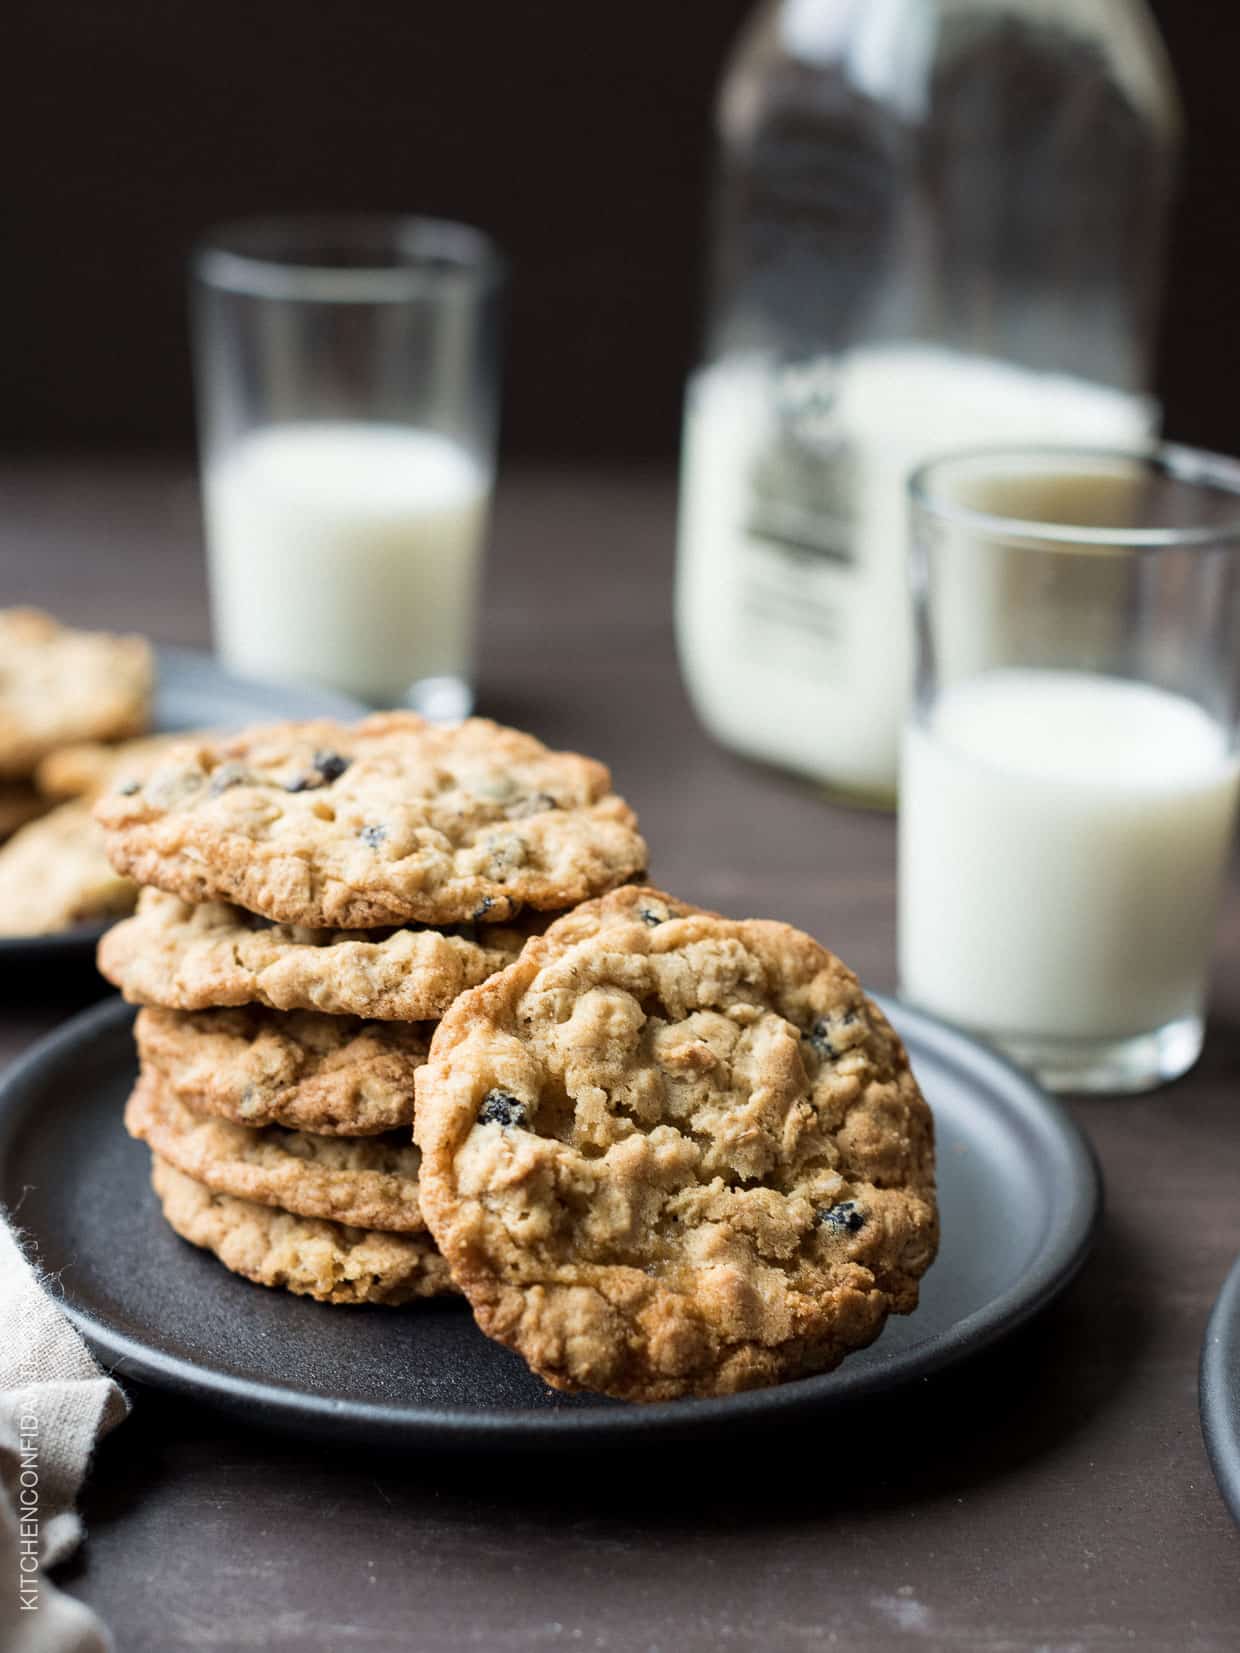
[94,710,940,1401]
[94,712,649,1306]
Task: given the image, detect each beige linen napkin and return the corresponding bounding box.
[0,1219,127,1653]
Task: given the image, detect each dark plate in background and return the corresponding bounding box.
[0,646,364,962]
[1201,1253,1240,1525]
[0,994,1102,1448]
[151,644,364,732]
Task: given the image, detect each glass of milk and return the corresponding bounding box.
[899,444,1240,1093]
[192,216,504,714]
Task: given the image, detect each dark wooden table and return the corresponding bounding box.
[3,460,1239,1651]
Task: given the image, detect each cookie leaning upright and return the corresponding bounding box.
[94,713,647,927]
[414,886,938,1402]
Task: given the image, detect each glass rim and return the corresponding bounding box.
[192,213,506,303]
[909,442,1240,552]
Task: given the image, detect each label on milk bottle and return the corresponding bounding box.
[734,361,860,681]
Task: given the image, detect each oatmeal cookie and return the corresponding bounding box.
[414,886,938,1402]
[126,1072,425,1232]
[95,713,647,927]
[136,1005,427,1135]
[98,888,541,1020]
[37,730,211,801]
[0,609,152,778]
[0,800,136,936]
[150,1156,453,1304]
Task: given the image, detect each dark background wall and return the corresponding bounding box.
[6,1,1238,461]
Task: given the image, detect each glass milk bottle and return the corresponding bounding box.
[676,0,1180,803]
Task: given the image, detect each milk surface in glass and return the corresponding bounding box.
[899,669,1240,1040]
[205,421,491,704]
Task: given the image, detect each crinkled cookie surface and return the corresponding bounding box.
[96,713,647,927]
[151,1158,453,1305]
[126,1073,426,1232]
[136,1004,428,1135]
[100,888,540,1020]
[414,887,938,1402]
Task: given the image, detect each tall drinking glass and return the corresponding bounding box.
[899,445,1240,1093]
[192,215,505,716]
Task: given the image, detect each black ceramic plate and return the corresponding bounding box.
[0,646,363,960]
[1201,1254,1240,1525]
[0,994,1101,1448]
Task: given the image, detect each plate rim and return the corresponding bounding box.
[0,919,112,959]
[0,993,1103,1446]
[1200,1251,1240,1525]
[152,643,367,724]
